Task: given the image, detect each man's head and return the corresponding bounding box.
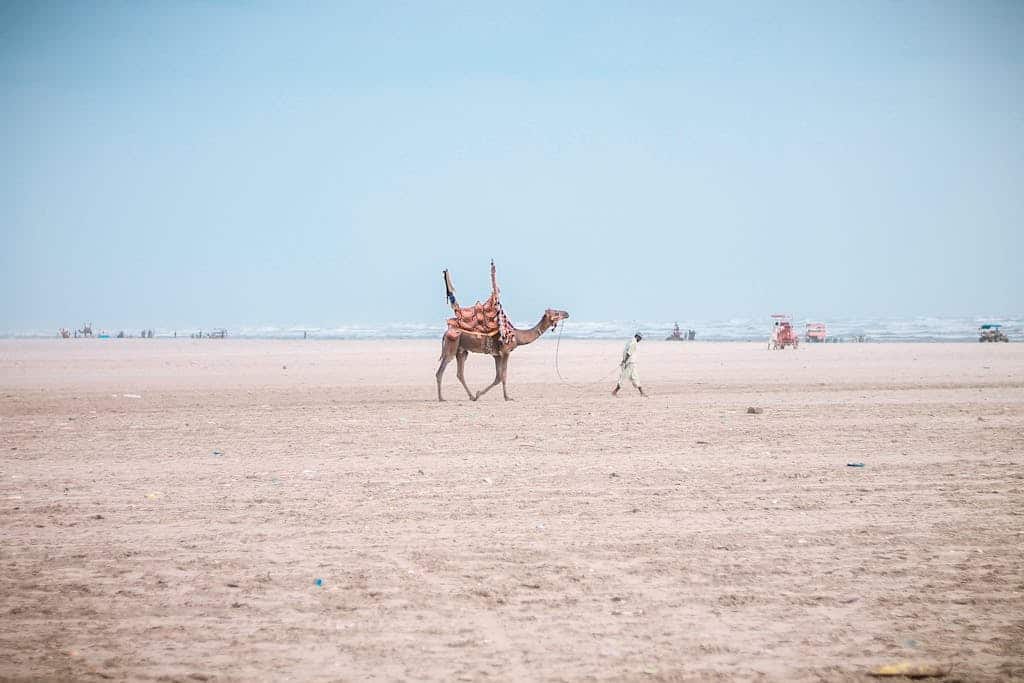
[635,333,643,342]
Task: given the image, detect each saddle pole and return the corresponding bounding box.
[443,269,458,310]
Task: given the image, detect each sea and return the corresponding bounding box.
[7,316,1021,343]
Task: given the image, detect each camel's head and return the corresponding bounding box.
[545,309,570,330]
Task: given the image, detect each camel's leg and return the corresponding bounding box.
[435,337,458,402]
[500,355,513,401]
[435,355,451,402]
[474,355,503,400]
[455,348,475,400]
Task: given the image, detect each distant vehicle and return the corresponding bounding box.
[666,322,697,341]
[805,322,827,343]
[770,313,799,350]
[979,324,1008,343]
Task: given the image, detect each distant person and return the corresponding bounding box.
[612,333,647,397]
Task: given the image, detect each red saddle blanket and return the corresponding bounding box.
[447,295,501,336]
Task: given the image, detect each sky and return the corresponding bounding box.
[2,1,1022,331]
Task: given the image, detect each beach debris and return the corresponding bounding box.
[315,578,323,587]
[747,407,763,414]
[868,662,947,678]
[121,394,142,399]
[696,440,711,445]
[282,365,287,370]
[212,450,223,456]
[609,472,619,478]
[847,462,866,468]
[145,491,164,499]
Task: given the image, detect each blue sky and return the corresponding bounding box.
[2,1,1022,330]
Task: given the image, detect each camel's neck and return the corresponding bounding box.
[512,314,552,346]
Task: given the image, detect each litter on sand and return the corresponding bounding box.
[868,662,947,678]
[847,462,866,467]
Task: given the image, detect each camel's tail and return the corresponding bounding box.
[443,269,458,310]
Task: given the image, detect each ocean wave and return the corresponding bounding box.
[4,317,1021,342]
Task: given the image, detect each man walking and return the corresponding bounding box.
[612,333,647,397]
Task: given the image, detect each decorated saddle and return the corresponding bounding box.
[450,295,502,336]
[443,262,515,343]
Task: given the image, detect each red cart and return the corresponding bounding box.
[770,314,799,350]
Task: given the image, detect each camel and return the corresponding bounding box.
[435,263,568,402]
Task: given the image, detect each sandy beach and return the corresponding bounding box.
[1,338,1022,681]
